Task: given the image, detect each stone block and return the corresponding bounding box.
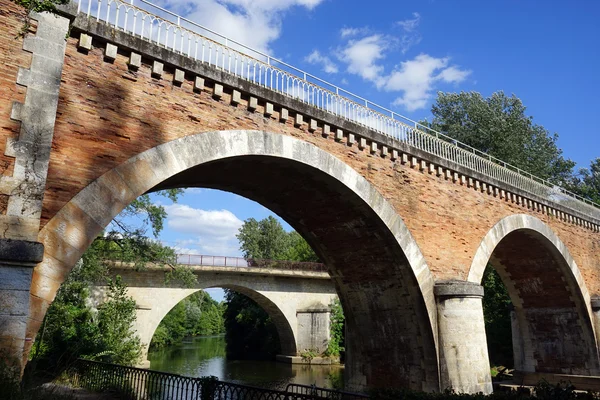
[370,142,377,154]
[359,138,366,149]
[248,97,258,111]
[194,76,205,92]
[391,149,398,161]
[335,129,343,142]
[280,108,288,122]
[265,102,274,116]
[104,43,117,61]
[309,119,317,132]
[231,90,241,105]
[128,52,142,69]
[348,133,355,146]
[174,69,185,84]
[152,61,163,78]
[322,124,330,138]
[294,113,303,127]
[213,83,223,99]
[0,266,33,291]
[78,33,92,51]
[382,146,389,158]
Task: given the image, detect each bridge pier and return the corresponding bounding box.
[435,281,492,394]
[0,240,44,376]
[296,305,331,354]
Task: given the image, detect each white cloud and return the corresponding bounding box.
[166,204,243,239]
[338,34,389,82]
[397,12,420,32]
[396,12,421,54]
[340,26,369,38]
[383,54,471,112]
[156,0,324,54]
[305,50,339,74]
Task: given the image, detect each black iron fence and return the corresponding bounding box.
[285,384,370,399]
[69,359,369,400]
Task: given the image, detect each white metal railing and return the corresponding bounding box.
[73,0,600,223]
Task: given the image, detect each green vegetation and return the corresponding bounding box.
[569,158,600,204]
[424,91,575,183]
[225,216,327,360]
[151,291,225,349]
[325,298,345,357]
[29,190,184,377]
[482,267,513,367]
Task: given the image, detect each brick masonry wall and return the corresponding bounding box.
[37,34,600,294]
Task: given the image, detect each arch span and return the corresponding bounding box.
[33,130,438,391]
[467,214,599,375]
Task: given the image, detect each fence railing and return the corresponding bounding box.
[104,252,328,272]
[71,0,600,223]
[286,383,370,400]
[69,359,368,399]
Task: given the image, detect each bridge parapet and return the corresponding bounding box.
[56,0,600,229]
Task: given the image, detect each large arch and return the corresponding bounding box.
[467,214,599,375]
[32,130,438,391]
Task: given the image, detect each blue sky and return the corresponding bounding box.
[139,0,600,300]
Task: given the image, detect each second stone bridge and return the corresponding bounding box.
[91,256,337,368]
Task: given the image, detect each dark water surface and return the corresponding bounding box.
[148,335,344,391]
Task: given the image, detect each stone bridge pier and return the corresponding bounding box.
[90,264,338,367]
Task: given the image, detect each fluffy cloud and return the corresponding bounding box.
[165,204,243,256]
[339,34,389,82]
[334,14,471,112]
[305,50,339,74]
[156,0,324,54]
[383,54,471,112]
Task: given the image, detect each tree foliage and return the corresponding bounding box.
[481,266,513,367]
[426,91,575,183]
[569,158,600,204]
[150,291,225,349]
[226,217,321,360]
[325,298,345,357]
[30,190,183,375]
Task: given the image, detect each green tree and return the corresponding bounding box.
[569,158,600,204]
[31,190,183,375]
[481,266,513,367]
[426,91,575,183]
[325,298,345,357]
[226,217,322,360]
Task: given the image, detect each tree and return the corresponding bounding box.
[30,190,184,375]
[426,91,575,184]
[481,266,513,367]
[226,217,321,360]
[569,158,600,204]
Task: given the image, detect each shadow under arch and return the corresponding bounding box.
[467,214,599,375]
[34,130,438,390]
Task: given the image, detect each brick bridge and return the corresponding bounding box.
[1,0,600,393]
[91,256,336,368]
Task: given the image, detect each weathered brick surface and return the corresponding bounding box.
[39,36,600,295]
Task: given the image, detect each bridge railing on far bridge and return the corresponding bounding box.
[103,252,328,273]
[70,0,600,222]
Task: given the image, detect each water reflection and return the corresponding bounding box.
[148,335,344,390]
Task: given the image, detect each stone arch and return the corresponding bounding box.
[467,214,599,375]
[132,282,298,364]
[33,130,438,390]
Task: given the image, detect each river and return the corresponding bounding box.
[147,335,345,391]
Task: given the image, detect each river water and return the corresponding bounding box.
[147,335,345,391]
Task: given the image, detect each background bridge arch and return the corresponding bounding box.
[468,214,599,375]
[35,130,438,391]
